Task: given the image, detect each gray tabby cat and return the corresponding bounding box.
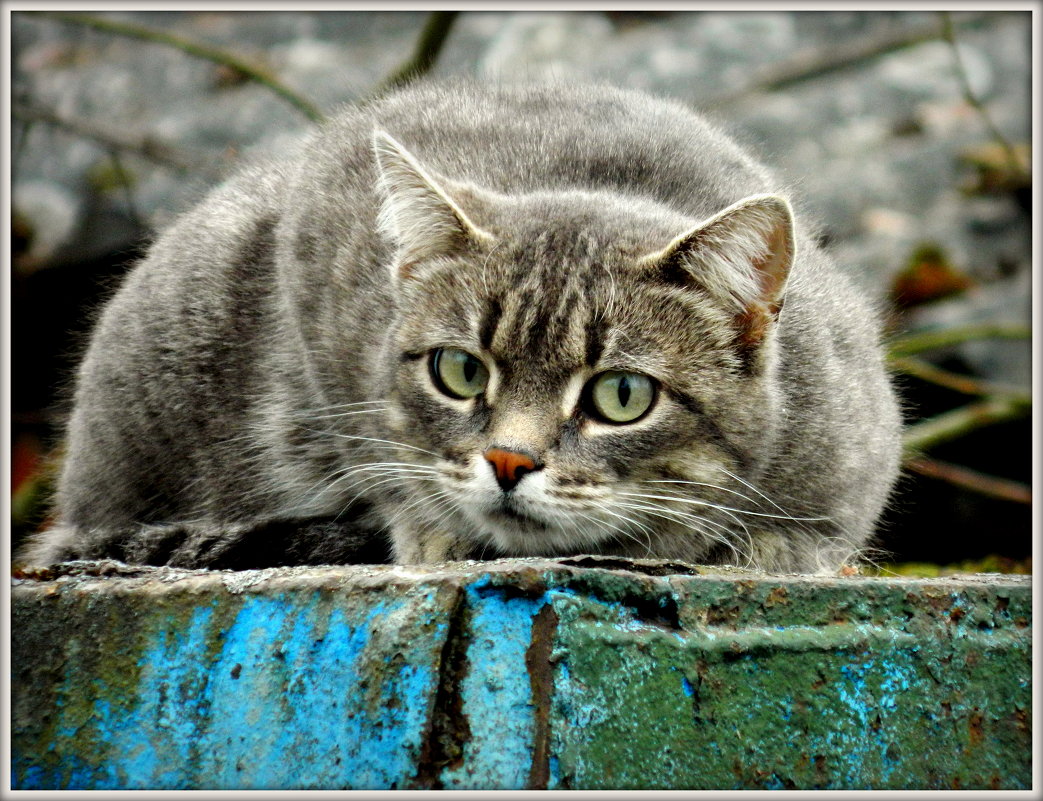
[22,80,901,573]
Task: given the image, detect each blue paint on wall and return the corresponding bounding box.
[35,590,445,789]
[440,578,549,790]
[189,594,438,789]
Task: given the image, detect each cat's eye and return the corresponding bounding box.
[586,371,656,424]
[430,348,489,399]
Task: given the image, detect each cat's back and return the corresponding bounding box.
[297,80,775,221]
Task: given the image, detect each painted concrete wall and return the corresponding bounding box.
[11,557,1031,790]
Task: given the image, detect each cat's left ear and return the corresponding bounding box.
[639,194,795,348]
[372,130,495,282]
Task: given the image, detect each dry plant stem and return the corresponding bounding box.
[107,151,144,229]
[902,396,1030,454]
[12,101,220,178]
[890,355,1031,403]
[709,11,991,107]
[14,117,34,165]
[938,11,1028,180]
[34,11,324,123]
[905,455,1031,505]
[374,11,460,95]
[887,322,1031,358]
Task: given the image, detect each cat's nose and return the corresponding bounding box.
[484,447,542,492]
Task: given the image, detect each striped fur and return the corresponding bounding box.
[21,80,901,574]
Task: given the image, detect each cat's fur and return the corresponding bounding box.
[21,80,901,573]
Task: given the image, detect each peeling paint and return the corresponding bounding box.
[14,580,451,789]
[11,559,1032,790]
[439,581,547,789]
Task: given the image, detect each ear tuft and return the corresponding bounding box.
[372,130,494,282]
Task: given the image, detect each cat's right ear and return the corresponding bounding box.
[372,130,495,283]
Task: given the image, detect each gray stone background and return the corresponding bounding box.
[9,10,1033,567]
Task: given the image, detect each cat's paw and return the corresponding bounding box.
[14,524,83,568]
[390,524,471,564]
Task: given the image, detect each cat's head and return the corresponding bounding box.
[370,130,795,560]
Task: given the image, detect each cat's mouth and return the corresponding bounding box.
[448,464,605,553]
[485,496,548,530]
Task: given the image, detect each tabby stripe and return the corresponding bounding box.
[583,312,604,366]
[478,296,502,351]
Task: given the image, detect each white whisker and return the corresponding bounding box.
[303,430,443,459]
[293,399,392,414]
[639,478,767,508]
[715,466,821,520]
[301,408,391,421]
[618,491,828,523]
[616,499,754,568]
[592,506,658,555]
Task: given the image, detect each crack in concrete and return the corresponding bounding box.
[410,583,472,789]
[524,602,559,789]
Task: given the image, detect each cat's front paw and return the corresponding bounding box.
[390,524,473,564]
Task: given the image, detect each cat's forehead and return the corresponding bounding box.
[479,252,726,381]
[487,190,689,259]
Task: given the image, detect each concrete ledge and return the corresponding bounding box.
[11,557,1031,790]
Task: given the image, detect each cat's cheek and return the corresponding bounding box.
[393,377,487,454]
[650,445,739,485]
[382,401,410,437]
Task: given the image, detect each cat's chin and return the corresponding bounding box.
[474,503,551,553]
[462,499,611,556]
[484,504,548,531]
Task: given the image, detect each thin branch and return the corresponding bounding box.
[902,396,1030,454]
[708,11,992,107]
[373,11,460,96]
[904,455,1031,505]
[14,116,35,167]
[887,323,1031,358]
[33,11,324,123]
[890,355,1031,403]
[107,151,144,229]
[939,11,1028,181]
[12,101,221,178]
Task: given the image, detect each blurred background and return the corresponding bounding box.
[9,10,1032,573]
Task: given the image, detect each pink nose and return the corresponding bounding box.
[484,448,540,492]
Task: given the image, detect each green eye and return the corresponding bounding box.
[430,348,489,399]
[587,371,656,424]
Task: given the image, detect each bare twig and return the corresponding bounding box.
[33,11,324,123]
[708,11,991,107]
[902,396,1030,453]
[14,117,35,167]
[106,151,144,229]
[887,323,1031,358]
[939,11,1028,181]
[890,355,1031,403]
[12,101,221,178]
[905,455,1031,505]
[373,11,460,96]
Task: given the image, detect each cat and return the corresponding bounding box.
[19,79,902,574]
